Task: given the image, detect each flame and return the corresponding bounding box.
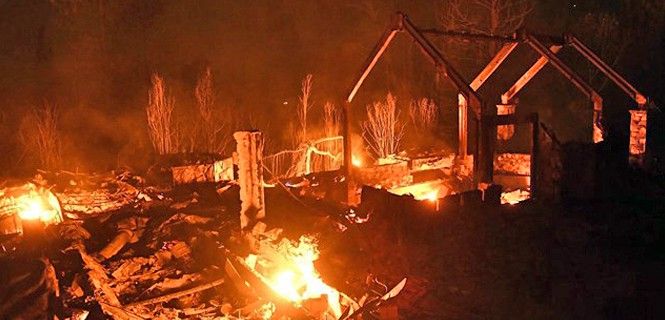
[423,190,438,202]
[352,155,362,167]
[1,183,63,226]
[500,189,530,205]
[244,236,344,318]
[388,180,447,202]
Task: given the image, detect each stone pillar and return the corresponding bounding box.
[233,131,266,230]
[496,104,516,140]
[593,111,604,143]
[628,110,647,166]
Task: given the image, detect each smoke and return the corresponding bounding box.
[0,1,659,175]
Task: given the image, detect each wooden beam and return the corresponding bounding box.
[419,28,518,43]
[523,33,601,104]
[455,42,518,157]
[346,28,398,103]
[523,33,604,142]
[502,45,562,104]
[471,42,519,91]
[458,94,468,156]
[530,114,540,199]
[400,13,483,118]
[566,34,648,107]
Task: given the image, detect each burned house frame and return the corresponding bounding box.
[342,12,650,200]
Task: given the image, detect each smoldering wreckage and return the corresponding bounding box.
[0,131,411,320]
[0,12,659,320]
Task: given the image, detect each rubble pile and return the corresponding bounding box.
[1,169,406,319]
[34,170,152,219]
[494,153,531,176]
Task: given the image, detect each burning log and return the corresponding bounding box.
[97,217,147,260]
[234,131,266,230]
[227,222,361,319]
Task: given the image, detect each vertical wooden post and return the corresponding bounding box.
[473,117,481,186]
[342,101,354,205]
[530,113,540,200]
[457,94,468,157]
[478,104,496,184]
[233,131,265,230]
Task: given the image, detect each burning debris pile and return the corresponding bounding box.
[0,168,406,319]
[242,231,349,318]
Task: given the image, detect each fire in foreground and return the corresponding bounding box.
[244,234,352,318]
[0,182,63,231]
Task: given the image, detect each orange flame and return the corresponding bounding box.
[388,181,446,202]
[500,189,530,205]
[244,236,345,318]
[1,183,63,226]
[423,190,438,202]
[352,155,362,168]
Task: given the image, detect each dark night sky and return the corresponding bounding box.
[0,0,662,174]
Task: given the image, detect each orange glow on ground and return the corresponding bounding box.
[388,180,447,202]
[500,189,530,205]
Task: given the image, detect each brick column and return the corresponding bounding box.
[628,110,647,166]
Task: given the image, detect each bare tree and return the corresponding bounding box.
[574,13,626,93]
[323,101,340,138]
[362,93,405,159]
[409,98,438,132]
[147,73,177,155]
[439,0,534,59]
[296,74,313,146]
[194,67,229,153]
[18,101,61,169]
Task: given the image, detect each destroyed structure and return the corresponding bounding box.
[0,11,658,320]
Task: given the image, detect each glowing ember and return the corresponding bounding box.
[423,190,438,202]
[352,155,362,167]
[501,189,530,205]
[388,180,447,202]
[377,156,402,165]
[244,235,348,318]
[0,182,63,226]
